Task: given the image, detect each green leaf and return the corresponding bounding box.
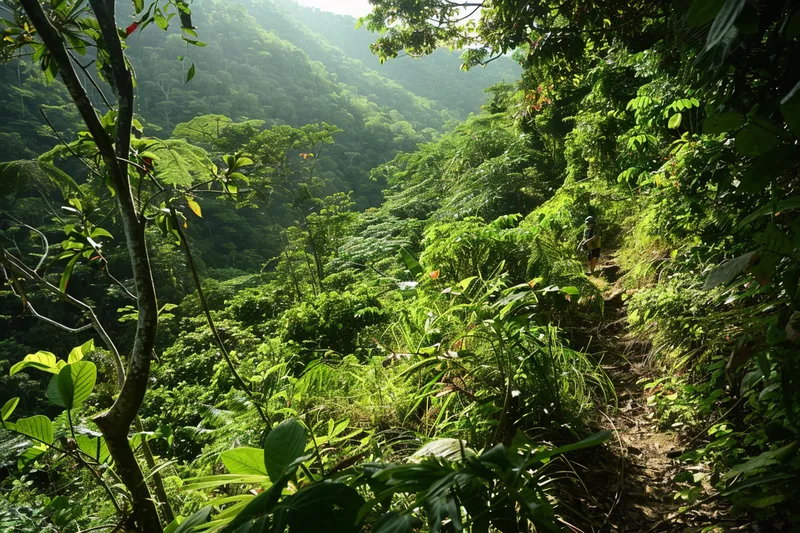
[703,251,758,289]
[76,435,110,463]
[90,227,113,240]
[264,418,307,482]
[560,286,580,296]
[724,441,800,479]
[132,0,143,13]
[735,122,780,157]
[530,430,611,463]
[173,506,213,533]
[67,339,94,364]
[221,447,268,476]
[220,469,295,532]
[399,247,423,278]
[780,81,800,135]
[232,156,254,170]
[705,0,745,50]
[17,444,48,468]
[783,9,800,40]
[412,438,474,462]
[668,113,682,129]
[181,474,270,491]
[55,361,97,409]
[47,374,65,407]
[459,276,478,290]
[723,473,794,495]
[60,253,80,292]
[703,111,746,134]
[737,196,800,228]
[281,482,364,533]
[154,9,168,30]
[186,62,195,83]
[10,351,60,375]
[758,223,794,257]
[373,512,422,533]
[688,0,726,27]
[15,415,54,445]
[1,397,19,421]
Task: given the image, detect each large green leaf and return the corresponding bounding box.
[67,339,94,364]
[780,81,800,134]
[221,447,268,476]
[703,111,745,134]
[220,469,295,532]
[264,418,307,483]
[47,373,65,407]
[17,443,48,468]
[687,0,726,26]
[15,415,54,445]
[735,122,780,156]
[725,441,800,479]
[373,512,423,533]
[1,397,19,421]
[703,251,758,290]
[281,482,364,533]
[705,0,745,50]
[172,506,213,533]
[412,439,474,462]
[399,247,423,278]
[54,361,97,409]
[59,253,80,293]
[737,196,800,228]
[9,351,59,375]
[76,435,110,463]
[182,474,271,491]
[529,430,611,463]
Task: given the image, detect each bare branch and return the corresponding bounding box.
[25,301,93,333]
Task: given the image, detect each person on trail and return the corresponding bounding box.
[580,216,601,275]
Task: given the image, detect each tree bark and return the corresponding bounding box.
[18,1,162,530]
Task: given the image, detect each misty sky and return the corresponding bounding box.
[296,0,372,18]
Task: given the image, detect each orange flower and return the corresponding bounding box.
[429,270,440,280]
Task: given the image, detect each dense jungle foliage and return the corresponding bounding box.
[0,0,798,532]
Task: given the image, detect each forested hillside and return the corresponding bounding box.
[1,0,799,532]
[271,0,521,118]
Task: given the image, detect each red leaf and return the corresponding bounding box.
[125,22,139,36]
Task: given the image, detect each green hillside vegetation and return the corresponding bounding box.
[272,0,521,119]
[1,0,799,532]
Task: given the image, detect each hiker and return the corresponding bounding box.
[580,216,601,275]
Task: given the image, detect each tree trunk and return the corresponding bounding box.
[19,1,162,530]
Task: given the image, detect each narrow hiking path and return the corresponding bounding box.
[576,255,725,533]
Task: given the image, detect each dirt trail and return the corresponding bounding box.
[576,257,721,533]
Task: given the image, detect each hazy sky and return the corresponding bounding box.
[296,0,372,18]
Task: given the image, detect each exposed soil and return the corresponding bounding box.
[570,256,727,533]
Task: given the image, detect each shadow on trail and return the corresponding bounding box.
[563,255,726,533]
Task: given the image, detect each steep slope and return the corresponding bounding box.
[272,0,522,119]
[124,0,451,206]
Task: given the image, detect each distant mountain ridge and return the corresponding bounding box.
[268,0,521,119]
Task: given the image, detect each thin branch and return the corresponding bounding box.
[69,54,114,111]
[39,108,102,178]
[25,301,93,333]
[104,268,137,300]
[0,210,50,272]
[1,247,127,387]
[0,422,122,513]
[169,207,271,427]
